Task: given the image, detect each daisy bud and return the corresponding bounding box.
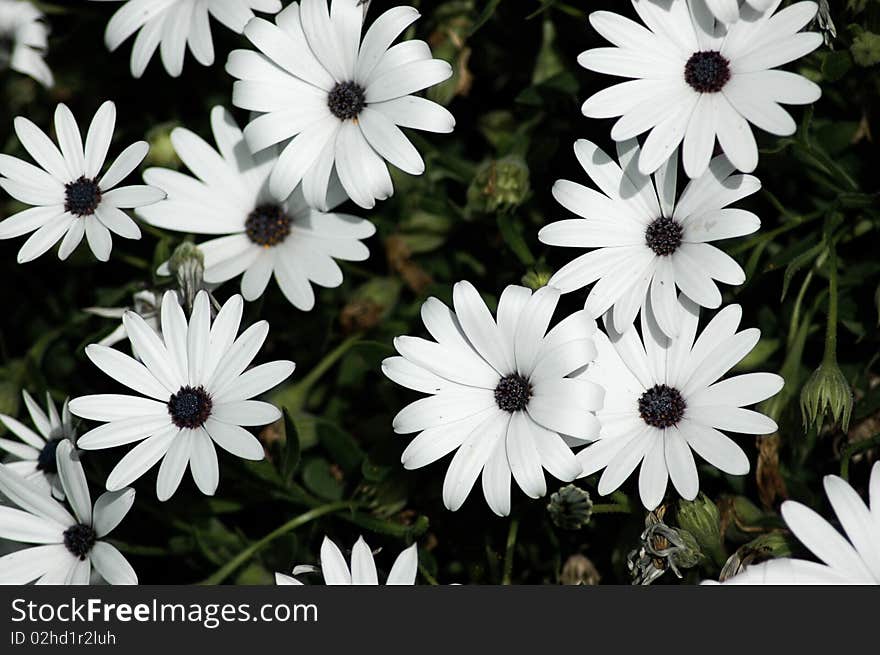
[521,268,552,291]
[168,242,205,314]
[467,156,530,214]
[677,493,724,567]
[560,554,600,586]
[799,360,853,432]
[548,484,593,531]
[144,122,180,168]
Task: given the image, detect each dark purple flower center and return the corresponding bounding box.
[64,176,102,216]
[36,438,61,474]
[638,384,686,429]
[684,51,731,93]
[495,374,532,413]
[245,204,291,247]
[645,217,683,256]
[327,81,366,120]
[63,523,97,560]
[168,385,213,429]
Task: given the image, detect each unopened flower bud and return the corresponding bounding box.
[560,554,600,585]
[144,122,181,168]
[677,493,724,566]
[467,156,530,214]
[548,484,593,530]
[168,242,206,313]
[800,359,853,431]
[521,268,553,291]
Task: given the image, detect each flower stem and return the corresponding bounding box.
[591,503,631,515]
[199,501,353,585]
[501,517,519,585]
[822,244,839,367]
[271,334,362,412]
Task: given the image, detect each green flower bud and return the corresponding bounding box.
[677,493,724,566]
[521,267,553,291]
[547,484,593,530]
[144,122,181,168]
[467,156,530,214]
[800,359,853,431]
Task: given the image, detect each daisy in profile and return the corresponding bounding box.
[86,290,163,350]
[579,0,822,176]
[705,0,775,24]
[0,101,165,263]
[0,390,76,500]
[227,0,455,209]
[711,463,880,584]
[0,440,137,584]
[91,0,282,77]
[276,536,418,585]
[69,290,295,501]
[576,295,782,511]
[539,139,759,337]
[383,282,603,516]
[138,107,376,311]
[0,0,53,87]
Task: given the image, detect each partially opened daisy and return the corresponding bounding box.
[138,107,376,311]
[576,295,783,510]
[0,101,165,263]
[383,282,603,516]
[539,139,759,337]
[0,0,53,87]
[712,463,880,584]
[579,0,822,176]
[227,0,455,209]
[91,0,282,77]
[276,536,418,585]
[0,440,137,584]
[0,390,76,500]
[705,0,775,24]
[86,290,163,350]
[69,290,295,500]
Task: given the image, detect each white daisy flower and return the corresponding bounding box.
[711,463,880,584]
[138,107,376,311]
[383,282,604,516]
[92,0,282,78]
[0,440,137,585]
[0,0,53,87]
[576,295,783,511]
[276,536,418,585]
[69,290,295,501]
[539,139,760,338]
[0,390,76,500]
[227,0,456,209]
[705,0,775,24]
[0,101,165,263]
[579,0,823,177]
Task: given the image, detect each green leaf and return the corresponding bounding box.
[317,422,365,474]
[497,213,535,266]
[302,458,344,501]
[781,242,826,300]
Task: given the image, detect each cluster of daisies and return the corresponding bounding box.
[0,0,874,587]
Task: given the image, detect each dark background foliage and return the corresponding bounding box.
[0,0,878,584]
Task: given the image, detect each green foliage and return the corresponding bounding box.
[0,0,878,585]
